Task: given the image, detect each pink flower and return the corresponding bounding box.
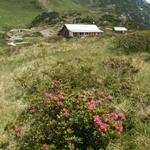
[62,108,70,117]
[75,105,81,110]
[30,107,36,113]
[93,115,101,125]
[59,90,65,96]
[112,121,122,129]
[118,113,125,119]
[104,114,111,123]
[87,103,95,110]
[86,101,95,110]
[45,92,52,98]
[93,115,108,133]
[95,99,103,105]
[117,126,123,134]
[52,96,57,102]
[112,121,124,134]
[43,144,49,150]
[99,122,108,132]
[62,108,68,113]
[59,95,64,101]
[107,95,113,101]
[15,127,21,134]
[111,112,118,120]
[57,101,63,107]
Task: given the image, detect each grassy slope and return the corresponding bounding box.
[0,36,150,148]
[0,0,41,27]
[0,0,91,27]
[38,0,90,11]
[0,37,112,134]
[0,0,149,28]
[0,36,150,122]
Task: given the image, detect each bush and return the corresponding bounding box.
[101,57,139,100]
[30,12,63,27]
[6,81,126,150]
[116,31,150,53]
[80,16,95,24]
[15,61,98,97]
[0,32,6,39]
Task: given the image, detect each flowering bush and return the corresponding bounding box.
[11,80,126,150]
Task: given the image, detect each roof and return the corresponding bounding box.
[113,27,128,32]
[65,24,103,33]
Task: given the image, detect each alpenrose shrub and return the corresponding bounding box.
[13,80,126,150]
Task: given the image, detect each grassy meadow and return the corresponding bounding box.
[39,0,89,11]
[0,34,150,149]
[0,37,111,132]
[0,0,92,28]
[0,0,41,28]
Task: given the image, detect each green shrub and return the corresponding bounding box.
[15,59,100,97]
[116,31,150,53]
[30,12,63,27]
[5,81,126,150]
[0,31,6,39]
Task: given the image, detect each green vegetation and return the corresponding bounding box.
[0,1,150,149]
[0,37,113,135]
[30,12,62,27]
[0,33,150,149]
[0,0,150,28]
[0,32,6,39]
[38,0,89,11]
[30,11,98,27]
[117,31,150,53]
[39,0,150,29]
[0,0,41,28]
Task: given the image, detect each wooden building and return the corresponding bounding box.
[113,27,128,33]
[58,24,103,38]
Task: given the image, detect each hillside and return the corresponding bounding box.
[37,0,90,11]
[0,0,150,29]
[0,0,41,28]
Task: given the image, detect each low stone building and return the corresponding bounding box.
[58,24,103,38]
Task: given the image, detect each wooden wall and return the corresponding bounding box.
[73,32,102,37]
[58,26,70,38]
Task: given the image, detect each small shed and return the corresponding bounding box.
[58,24,103,38]
[113,27,128,33]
